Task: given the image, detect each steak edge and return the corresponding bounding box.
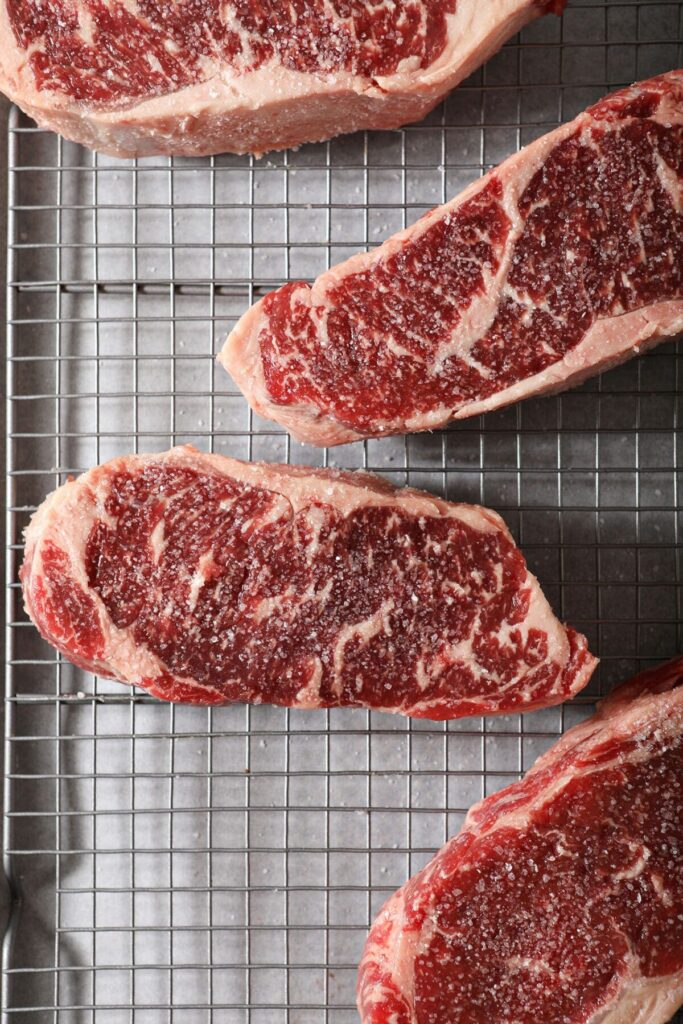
[21,445,595,718]
[358,655,683,1024]
[220,72,683,446]
[0,0,563,157]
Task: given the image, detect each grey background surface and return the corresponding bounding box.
[2,3,683,1020]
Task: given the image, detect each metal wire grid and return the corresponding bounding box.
[2,1,683,1019]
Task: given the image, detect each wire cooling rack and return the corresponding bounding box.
[2,2,683,1020]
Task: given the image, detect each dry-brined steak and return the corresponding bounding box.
[20,446,595,717]
[358,655,683,1024]
[220,71,683,446]
[0,0,564,157]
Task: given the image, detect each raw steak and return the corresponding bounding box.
[0,0,564,158]
[358,655,683,1024]
[20,445,595,717]
[221,72,683,446]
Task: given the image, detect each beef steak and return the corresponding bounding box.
[0,0,563,157]
[21,446,595,717]
[358,656,683,1024]
[220,72,683,446]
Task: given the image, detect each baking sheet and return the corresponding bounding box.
[2,3,683,1019]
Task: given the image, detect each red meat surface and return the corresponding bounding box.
[358,656,683,1024]
[221,72,683,445]
[21,445,595,718]
[0,0,563,156]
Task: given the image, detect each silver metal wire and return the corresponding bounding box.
[2,1,683,1019]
